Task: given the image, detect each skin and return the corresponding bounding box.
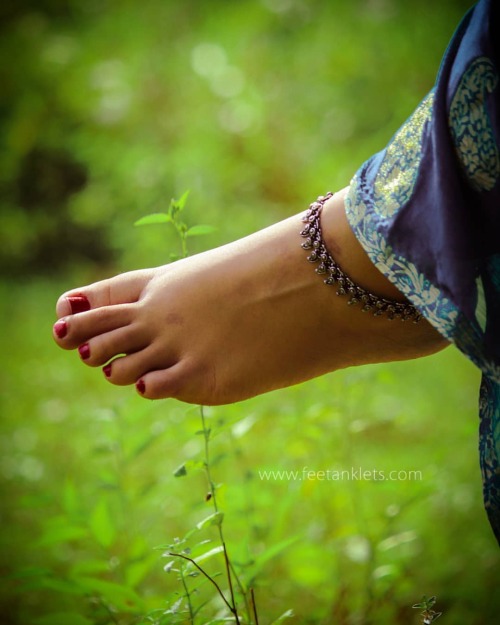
[53,188,449,405]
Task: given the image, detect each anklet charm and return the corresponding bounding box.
[301,193,422,323]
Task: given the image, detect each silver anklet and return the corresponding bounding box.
[301,193,422,323]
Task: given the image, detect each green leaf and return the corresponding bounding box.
[173,463,187,477]
[270,609,294,624]
[413,595,437,609]
[196,511,224,531]
[193,545,224,564]
[134,213,171,226]
[89,498,116,548]
[185,224,217,237]
[246,535,300,580]
[195,428,211,436]
[125,555,158,587]
[175,189,190,211]
[164,597,183,615]
[173,459,204,477]
[37,523,88,547]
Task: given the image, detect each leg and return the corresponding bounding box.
[53,188,448,405]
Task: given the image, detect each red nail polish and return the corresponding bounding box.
[136,379,146,394]
[68,295,90,314]
[54,319,67,339]
[103,363,112,378]
[78,343,91,360]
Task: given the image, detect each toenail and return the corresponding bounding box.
[103,364,112,378]
[136,379,146,395]
[54,320,67,339]
[68,295,90,314]
[78,343,91,360]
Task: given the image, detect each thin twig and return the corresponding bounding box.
[251,588,259,625]
[199,406,241,623]
[167,200,245,622]
[222,541,240,625]
[179,563,195,624]
[230,558,251,620]
[169,551,235,615]
[200,406,217,511]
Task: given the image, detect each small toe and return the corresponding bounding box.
[103,346,178,388]
[79,325,148,367]
[134,363,186,400]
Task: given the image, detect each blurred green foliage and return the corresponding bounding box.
[2,0,498,624]
[0,0,474,273]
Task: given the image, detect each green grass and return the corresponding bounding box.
[1,279,498,624]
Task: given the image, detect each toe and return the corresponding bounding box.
[56,269,154,318]
[78,325,147,367]
[102,346,178,388]
[135,363,187,401]
[53,304,135,349]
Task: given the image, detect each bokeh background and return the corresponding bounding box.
[1,0,498,623]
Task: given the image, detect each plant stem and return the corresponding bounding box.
[169,204,249,624]
[200,406,242,624]
[179,562,195,624]
[200,405,218,512]
[222,541,240,625]
[251,588,260,625]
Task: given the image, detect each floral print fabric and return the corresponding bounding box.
[345,0,500,543]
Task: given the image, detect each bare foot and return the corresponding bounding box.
[53,189,448,405]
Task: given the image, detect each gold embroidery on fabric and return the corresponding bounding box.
[372,91,434,218]
[345,176,458,341]
[344,89,457,341]
[450,57,499,192]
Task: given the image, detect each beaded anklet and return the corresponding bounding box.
[300,193,422,323]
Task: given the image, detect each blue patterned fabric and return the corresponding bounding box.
[344,0,500,543]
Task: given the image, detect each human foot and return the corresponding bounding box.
[53,189,448,404]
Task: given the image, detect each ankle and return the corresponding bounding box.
[320,188,407,302]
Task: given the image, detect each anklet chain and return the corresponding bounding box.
[301,193,422,323]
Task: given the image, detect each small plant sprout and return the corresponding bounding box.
[137,194,257,623]
[412,595,442,624]
[135,190,216,259]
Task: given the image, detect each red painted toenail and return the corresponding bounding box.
[54,320,67,339]
[136,379,146,395]
[78,343,91,360]
[68,295,90,314]
[103,364,112,378]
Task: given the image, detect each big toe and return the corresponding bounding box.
[56,269,154,318]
